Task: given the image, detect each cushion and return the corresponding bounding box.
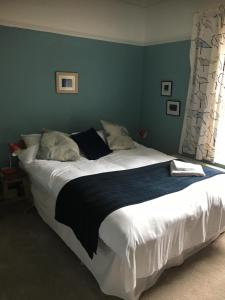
[100,120,135,150]
[70,128,111,160]
[42,128,69,136]
[37,131,80,161]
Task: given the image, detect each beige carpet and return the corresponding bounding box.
[1,201,225,300]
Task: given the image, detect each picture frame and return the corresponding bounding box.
[161,81,173,96]
[166,100,180,116]
[56,72,78,94]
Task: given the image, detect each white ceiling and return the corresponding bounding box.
[0,0,214,45]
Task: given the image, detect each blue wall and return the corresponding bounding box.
[0,26,191,166]
[140,40,190,154]
[0,26,144,166]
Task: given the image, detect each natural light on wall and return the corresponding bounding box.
[215,73,225,165]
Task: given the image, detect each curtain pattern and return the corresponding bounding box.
[179,5,225,162]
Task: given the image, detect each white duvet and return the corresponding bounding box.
[23,143,225,293]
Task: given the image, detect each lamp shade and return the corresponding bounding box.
[9,143,21,156]
[138,128,148,139]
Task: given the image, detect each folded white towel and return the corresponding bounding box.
[170,160,205,177]
[171,160,199,171]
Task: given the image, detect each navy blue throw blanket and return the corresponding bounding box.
[55,161,224,258]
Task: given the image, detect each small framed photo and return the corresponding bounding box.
[161,81,172,96]
[56,72,78,94]
[166,100,180,116]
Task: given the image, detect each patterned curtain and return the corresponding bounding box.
[179,4,225,162]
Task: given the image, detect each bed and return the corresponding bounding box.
[21,142,225,300]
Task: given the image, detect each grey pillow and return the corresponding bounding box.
[100,120,135,150]
[37,131,80,161]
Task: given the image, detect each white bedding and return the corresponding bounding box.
[23,143,225,299]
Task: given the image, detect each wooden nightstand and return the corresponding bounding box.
[0,168,30,202]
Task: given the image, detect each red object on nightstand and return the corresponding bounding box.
[1,167,17,176]
[9,143,22,155]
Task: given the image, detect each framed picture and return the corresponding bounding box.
[56,72,78,94]
[166,100,180,116]
[161,81,172,96]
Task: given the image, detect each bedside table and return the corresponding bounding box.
[0,168,30,202]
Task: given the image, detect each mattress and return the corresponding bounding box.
[22,143,225,299]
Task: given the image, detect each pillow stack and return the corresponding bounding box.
[16,120,136,163]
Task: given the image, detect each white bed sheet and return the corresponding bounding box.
[23,143,225,299]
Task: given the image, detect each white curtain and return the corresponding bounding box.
[179,4,225,162]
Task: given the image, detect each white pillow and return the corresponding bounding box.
[97,130,106,142]
[21,134,41,147]
[100,120,135,150]
[17,145,39,164]
[71,130,106,142]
